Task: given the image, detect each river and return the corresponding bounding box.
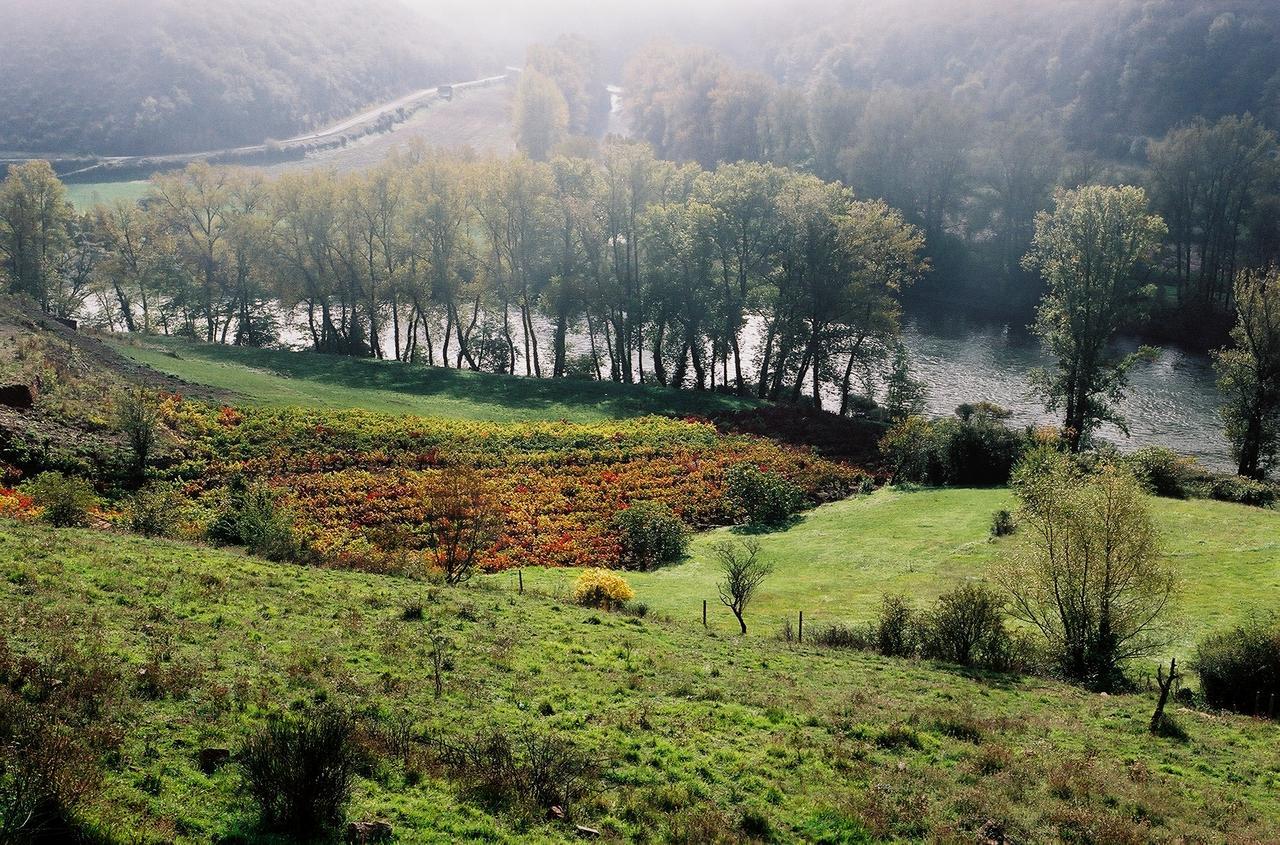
[899,305,1233,471]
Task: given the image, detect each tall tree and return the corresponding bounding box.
[513,71,570,161]
[1147,115,1278,311]
[1214,267,1280,480]
[1023,185,1167,450]
[0,161,74,314]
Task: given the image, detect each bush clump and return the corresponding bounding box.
[880,404,1028,487]
[0,625,125,844]
[1193,615,1280,716]
[1204,474,1277,508]
[919,583,1015,669]
[610,501,689,570]
[209,484,305,562]
[572,568,636,610]
[1125,446,1195,498]
[875,594,918,658]
[21,471,97,527]
[723,462,803,526]
[122,481,186,537]
[430,726,599,818]
[990,509,1016,537]
[238,704,361,838]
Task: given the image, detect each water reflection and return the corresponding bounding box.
[900,306,1232,470]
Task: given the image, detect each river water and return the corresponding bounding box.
[899,306,1233,471]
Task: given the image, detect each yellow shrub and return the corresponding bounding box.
[572,568,635,609]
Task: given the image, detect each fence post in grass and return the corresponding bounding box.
[702,600,707,627]
[518,568,523,594]
[798,610,804,644]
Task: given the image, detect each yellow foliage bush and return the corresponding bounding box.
[572,568,635,609]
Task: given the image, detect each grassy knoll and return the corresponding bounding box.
[3,519,1278,843]
[113,336,758,422]
[518,488,1280,653]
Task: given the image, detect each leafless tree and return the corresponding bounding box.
[714,538,772,635]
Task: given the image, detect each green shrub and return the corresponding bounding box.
[990,509,1016,537]
[876,595,918,658]
[723,462,803,526]
[1125,446,1195,498]
[812,623,876,651]
[610,501,689,569]
[430,726,599,817]
[919,583,1012,669]
[1193,615,1280,716]
[1205,474,1277,508]
[21,471,97,527]
[115,390,161,478]
[209,485,305,562]
[880,405,1028,487]
[239,705,361,838]
[122,482,185,537]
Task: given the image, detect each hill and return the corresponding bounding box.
[0,0,465,156]
[3,519,1277,843]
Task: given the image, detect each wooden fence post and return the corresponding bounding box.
[702,600,707,627]
[798,610,804,644]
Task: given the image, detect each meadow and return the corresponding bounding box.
[3,519,1278,844]
[517,487,1280,655]
[114,336,758,422]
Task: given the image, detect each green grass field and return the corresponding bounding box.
[64,180,151,208]
[113,336,758,422]
[3,519,1278,843]
[516,488,1280,653]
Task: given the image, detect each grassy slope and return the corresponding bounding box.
[3,520,1278,843]
[113,337,758,422]
[519,488,1280,653]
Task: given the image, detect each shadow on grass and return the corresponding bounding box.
[151,340,759,420]
[728,513,806,536]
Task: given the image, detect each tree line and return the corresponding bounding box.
[0,148,926,414]
[622,8,1280,333]
[4,153,1279,478]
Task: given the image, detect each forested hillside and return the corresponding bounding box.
[625,0,1280,320]
[0,0,465,155]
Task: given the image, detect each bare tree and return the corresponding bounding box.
[424,467,500,586]
[998,452,1178,691]
[714,538,772,635]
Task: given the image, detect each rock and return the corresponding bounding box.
[197,747,231,773]
[0,384,35,410]
[346,820,393,843]
[548,805,566,821]
[575,826,601,839]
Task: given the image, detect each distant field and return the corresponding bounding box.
[64,179,150,208]
[262,83,516,176]
[57,84,515,209]
[113,335,758,422]
[519,487,1280,653]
